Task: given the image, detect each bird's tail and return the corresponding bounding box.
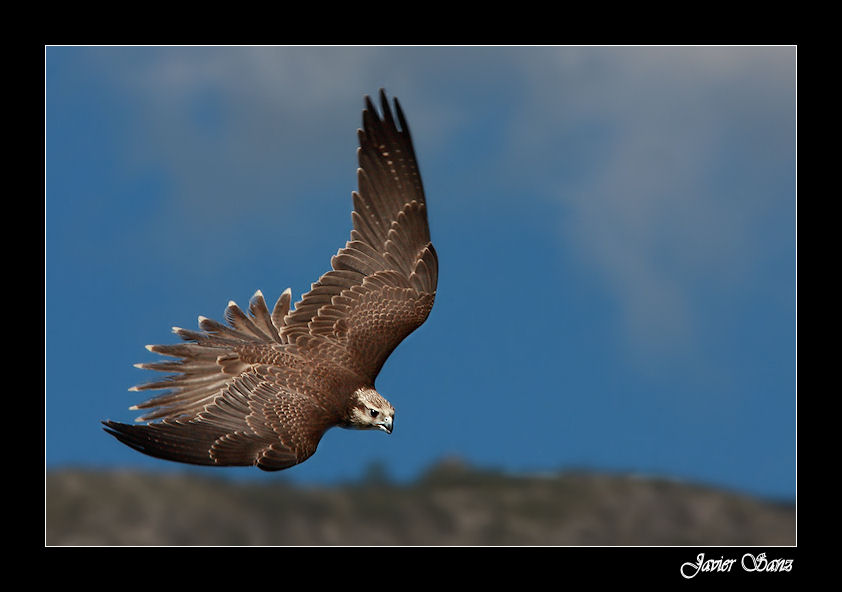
[126,289,292,422]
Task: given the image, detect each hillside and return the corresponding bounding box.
[45,461,795,546]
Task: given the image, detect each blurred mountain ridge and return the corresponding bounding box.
[46,459,795,546]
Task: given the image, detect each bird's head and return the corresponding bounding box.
[346,387,395,434]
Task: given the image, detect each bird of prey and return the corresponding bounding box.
[103,90,437,471]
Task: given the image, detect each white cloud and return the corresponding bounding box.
[508,46,796,358]
[88,47,409,272]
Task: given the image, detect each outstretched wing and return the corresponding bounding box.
[103,291,337,471]
[282,90,438,381]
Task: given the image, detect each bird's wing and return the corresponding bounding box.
[104,291,336,471]
[281,90,438,382]
[103,371,333,471]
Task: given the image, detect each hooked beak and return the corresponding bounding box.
[377,416,393,434]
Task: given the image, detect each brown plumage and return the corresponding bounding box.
[102,90,437,471]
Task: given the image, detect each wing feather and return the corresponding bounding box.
[271,288,292,336]
[104,366,335,471]
[281,90,437,381]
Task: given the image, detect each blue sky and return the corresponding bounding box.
[45,46,796,500]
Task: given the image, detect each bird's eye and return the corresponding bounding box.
[369,409,379,418]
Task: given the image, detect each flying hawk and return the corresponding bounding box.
[103,90,437,471]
